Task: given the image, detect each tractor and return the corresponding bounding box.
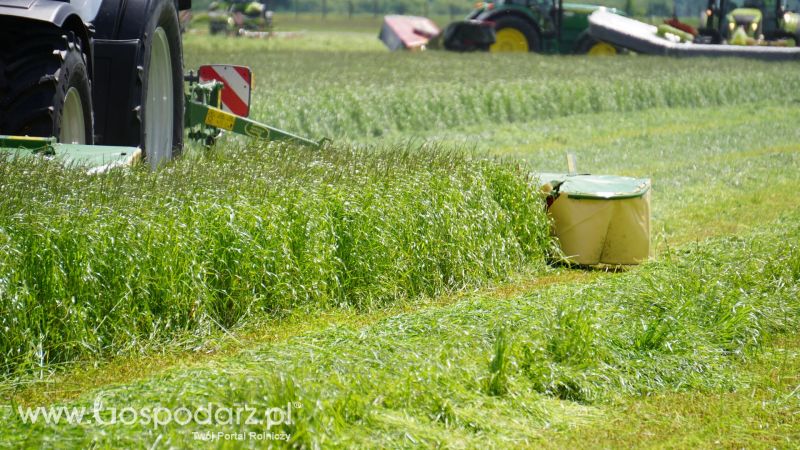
[456,0,624,54]
[0,0,316,171]
[208,0,273,36]
[0,0,188,169]
[698,0,800,44]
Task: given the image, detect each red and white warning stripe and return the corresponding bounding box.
[197,65,253,117]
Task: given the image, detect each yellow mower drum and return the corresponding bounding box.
[540,174,651,266]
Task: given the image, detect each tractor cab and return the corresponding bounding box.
[729,2,764,38]
[700,0,799,43]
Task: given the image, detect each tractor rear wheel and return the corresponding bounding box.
[490,16,540,53]
[576,36,618,56]
[138,0,185,169]
[0,21,93,144]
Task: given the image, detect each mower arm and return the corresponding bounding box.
[185,100,323,148]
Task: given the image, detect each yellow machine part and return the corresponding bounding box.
[490,28,529,52]
[549,191,651,266]
[587,41,618,55]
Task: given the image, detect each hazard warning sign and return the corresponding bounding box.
[198,65,253,118]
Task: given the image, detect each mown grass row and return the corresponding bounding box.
[182,38,800,139]
[0,143,550,375]
[262,72,797,139]
[6,213,798,448]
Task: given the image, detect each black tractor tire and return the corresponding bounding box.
[0,20,93,144]
[137,0,185,169]
[490,16,541,52]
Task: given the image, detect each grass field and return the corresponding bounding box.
[1,26,799,448]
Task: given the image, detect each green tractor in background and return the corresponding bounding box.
[699,0,800,44]
[208,0,273,35]
[461,0,624,54]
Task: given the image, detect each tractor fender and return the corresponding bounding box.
[0,0,89,25]
[480,9,543,37]
[0,2,93,79]
[92,0,187,40]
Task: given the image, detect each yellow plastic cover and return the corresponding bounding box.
[537,173,651,266]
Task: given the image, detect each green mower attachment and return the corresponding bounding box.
[0,135,141,170]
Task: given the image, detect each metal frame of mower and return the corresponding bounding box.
[184,69,323,149]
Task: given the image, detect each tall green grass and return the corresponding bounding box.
[0,143,550,375]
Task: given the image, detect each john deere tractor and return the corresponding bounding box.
[0,0,188,168]
[699,0,800,44]
[459,0,624,54]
